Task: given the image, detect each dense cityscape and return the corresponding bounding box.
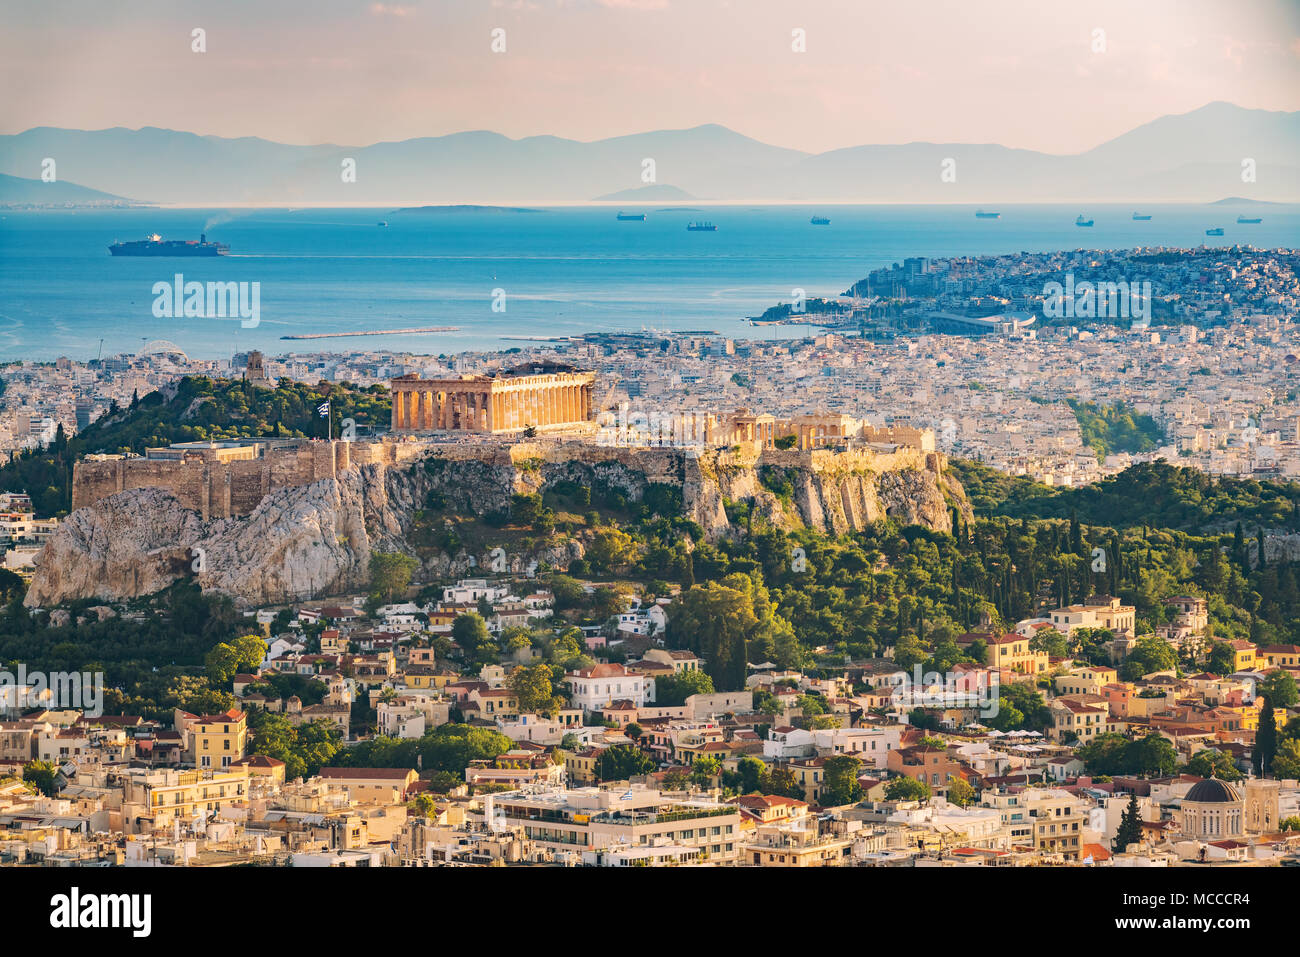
[2,242,1299,874]
[4,0,1299,942]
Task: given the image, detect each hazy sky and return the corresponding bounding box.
[3,0,1298,154]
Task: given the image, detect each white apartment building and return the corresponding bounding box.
[442,578,511,605]
[565,663,653,712]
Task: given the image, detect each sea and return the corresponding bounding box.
[0,204,1297,362]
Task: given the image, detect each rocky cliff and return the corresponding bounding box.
[27,441,970,608]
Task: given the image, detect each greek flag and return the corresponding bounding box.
[317,400,330,418]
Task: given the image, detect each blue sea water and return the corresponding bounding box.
[0,204,1297,362]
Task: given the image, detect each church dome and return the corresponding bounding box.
[1184,778,1240,804]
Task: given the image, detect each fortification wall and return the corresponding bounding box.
[70,435,946,525]
[70,439,415,519]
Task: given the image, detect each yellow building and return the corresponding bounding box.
[184,708,247,769]
[1032,796,1084,860]
[1054,666,1119,696]
[1260,644,1300,669]
[1049,595,1137,638]
[1049,698,1116,743]
[960,633,1050,675]
[317,767,420,803]
[1216,702,1262,732]
[120,767,251,832]
[1226,640,1257,672]
[744,825,856,866]
[565,747,606,785]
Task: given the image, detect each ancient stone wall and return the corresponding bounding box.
[70,440,413,520]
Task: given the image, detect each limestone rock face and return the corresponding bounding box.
[25,487,204,607]
[28,442,970,609]
[193,467,380,606]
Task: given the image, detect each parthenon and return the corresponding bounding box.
[390,367,597,433]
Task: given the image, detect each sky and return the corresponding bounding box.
[3,0,1298,154]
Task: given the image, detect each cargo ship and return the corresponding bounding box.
[1237,215,1262,224]
[686,222,717,231]
[1206,227,1225,237]
[975,209,1000,219]
[1132,212,1152,220]
[1075,214,1094,227]
[810,215,830,225]
[616,211,646,221]
[109,233,229,256]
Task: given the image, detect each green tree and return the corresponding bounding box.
[451,612,498,666]
[820,755,864,806]
[248,712,342,780]
[883,776,930,802]
[1130,733,1179,777]
[204,633,267,685]
[21,759,58,796]
[653,669,715,706]
[1185,747,1243,782]
[1029,628,1068,659]
[947,774,976,807]
[1260,670,1298,709]
[508,663,563,716]
[1255,695,1277,777]
[596,745,655,782]
[369,551,418,605]
[1272,740,1300,780]
[691,755,722,787]
[409,793,438,818]
[1077,733,1131,775]
[892,634,929,671]
[735,756,765,794]
[1206,641,1236,676]
[1112,792,1142,853]
[418,724,514,775]
[1120,635,1179,681]
[762,765,805,800]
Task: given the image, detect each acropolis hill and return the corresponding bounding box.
[69,370,950,522]
[35,372,968,608]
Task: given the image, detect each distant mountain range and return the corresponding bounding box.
[595,183,696,202]
[0,172,134,205]
[0,102,1296,205]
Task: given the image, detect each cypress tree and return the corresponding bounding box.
[1112,792,1142,853]
[1110,532,1121,593]
[1255,694,1277,777]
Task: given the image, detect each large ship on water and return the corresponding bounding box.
[810,215,830,225]
[1206,227,1225,237]
[1075,214,1094,227]
[686,222,717,231]
[109,233,229,256]
[1132,212,1152,220]
[1237,215,1262,224]
[616,211,646,221]
[974,209,1000,219]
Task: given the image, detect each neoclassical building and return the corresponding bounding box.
[390,365,596,434]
